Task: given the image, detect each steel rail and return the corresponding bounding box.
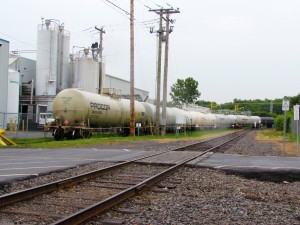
[0,129,248,224]
[0,130,245,208]
[174,129,247,151]
[52,130,249,225]
[0,147,175,208]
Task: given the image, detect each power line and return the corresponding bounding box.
[99,0,131,18]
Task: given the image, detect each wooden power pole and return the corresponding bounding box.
[130,0,135,136]
[150,8,180,136]
[95,26,105,94]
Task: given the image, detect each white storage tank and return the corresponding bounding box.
[59,30,70,91]
[7,70,20,125]
[36,19,70,97]
[72,52,100,93]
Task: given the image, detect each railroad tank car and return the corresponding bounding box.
[51,88,146,139]
[47,88,262,140]
[260,117,274,128]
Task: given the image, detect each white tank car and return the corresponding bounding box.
[215,114,238,128]
[235,115,261,128]
[249,116,261,128]
[48,88,261,140]
[52,88,145,128]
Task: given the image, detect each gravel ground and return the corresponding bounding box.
[94,167,300,225]
[220,130,282,156]
[1,130,300,225]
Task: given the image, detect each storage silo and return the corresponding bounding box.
[58,28,70,91]
[36,20,59,96]
[71,50,100,94]
[36,19,70,110]
[7,70,20,125]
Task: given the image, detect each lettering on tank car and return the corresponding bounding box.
[92,110,102,114]
[90,102,111,111]
[62,97,72,105]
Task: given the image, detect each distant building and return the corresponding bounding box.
[105,74,149,102]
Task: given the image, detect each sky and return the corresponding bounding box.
[1,0,300,103]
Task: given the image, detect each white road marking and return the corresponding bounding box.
[123,149,130,152]
[210,164,300,170]
[0,165,68,171]
[0,174,39,177]
[0,160,82,166]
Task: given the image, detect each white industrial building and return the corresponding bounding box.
[0,38,20,129]
[105,74,149,102]
[0,38,9,129]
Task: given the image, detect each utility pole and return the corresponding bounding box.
[270,100,273,113]
[150,9,163,136]
[161,13,173,135]
[130,0,135,136]
[95,26,105,94]
[150,8,180,136]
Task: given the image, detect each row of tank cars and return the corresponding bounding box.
[45,88,261,140]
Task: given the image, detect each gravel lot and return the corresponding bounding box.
[1,130,300,224]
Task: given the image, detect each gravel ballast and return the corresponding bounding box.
[1,130,299,224]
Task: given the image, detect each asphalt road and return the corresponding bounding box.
[0,147,147,184]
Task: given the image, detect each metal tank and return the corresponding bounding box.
[7,70,20,124]
[250,116,261,127]
[72,50,100,93]
[52,88,145,128]
[36,19,70,97]
[59,28,70,91]
[188,111,205,127]
[236,115,251,126]
[215,114,238,128]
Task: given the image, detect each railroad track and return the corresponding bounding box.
[0,129,250,224]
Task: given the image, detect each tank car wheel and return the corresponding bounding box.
[54,133,64,141]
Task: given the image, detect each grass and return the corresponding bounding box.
[258,129,298,141]
[256,129,300,156]
[1,129,231,149]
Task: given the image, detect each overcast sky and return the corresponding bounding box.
[1,0,300,103]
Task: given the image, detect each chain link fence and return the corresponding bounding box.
[0,112,45,138]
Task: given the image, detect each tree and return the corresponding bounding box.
[170,77,201,105]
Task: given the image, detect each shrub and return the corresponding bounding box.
[274,115,284,131]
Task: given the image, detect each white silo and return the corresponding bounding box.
[71,49,100,94]
[7,69,20,125]
[36,19,70,110]
[36,20,58,96]
[58,28,70,91]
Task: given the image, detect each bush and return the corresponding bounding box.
[274,115,284,131]
[274,114,292,132]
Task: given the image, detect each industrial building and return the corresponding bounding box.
[0,19,149,130]
[0,38,20,130]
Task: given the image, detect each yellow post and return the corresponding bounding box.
[22,120,24,132]
[14,120,16,132]
[10,119,12,134]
